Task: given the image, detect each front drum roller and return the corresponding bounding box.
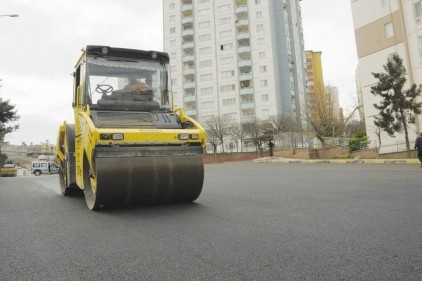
[83,146,204,210]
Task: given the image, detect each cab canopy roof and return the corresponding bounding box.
[85,45,169,63]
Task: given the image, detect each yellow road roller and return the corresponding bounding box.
[56,46,206,210]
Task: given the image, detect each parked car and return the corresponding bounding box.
[31,161,60,176]
[0,163,17,177]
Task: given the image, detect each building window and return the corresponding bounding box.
[220,56,234,64]
[223,98,236,106]
[198,21,210,29]
[384,22,394,38]
[219,17,231,25]
[200,73,213,81]
[201,86,213,95]
[257,38,265,45]
[260,80,268,87]
[220,84,235,92]
[198,33,211,41]
[200,0,209,3]
[218,4,230,12]
[169,3,175,9]
[418,35,422,62]
[415,1,422,18]
[262,109,270,116]
[201,101,214,109]
[170,40,176,47]
[223,112,237,119]
[220,30,232,38]
[256,24,264,32]
[220,43,233,50]
[199,60,212,68]
[170,27,176,34]
[259,51,266,59]
[255,0,262,5]
[198,8,210,16]
[221,70,235,78]
[259,65,267,73]
[256,11,263,19]
[202,115,214,122]
[261,94,269,102]
[169,15,175,21]
[171,78,177,86]
[199,46,212,54]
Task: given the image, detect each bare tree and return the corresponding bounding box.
[203,115,234,153]
[242,120,267,157]
[229,123,246,152]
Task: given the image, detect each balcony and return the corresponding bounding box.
[183,67,195,75]
[238,59,251,67]
[183,81,196,89]
[182,17,193,25]
[182,55,194,62]
[182,29,194,37]
[184,95,196,103]
[240,102,255,110]
[182,4,193,12]
[239,73,252,81]
[239,87,253,96]
[184,109,197,116]
[236,32,250,41]
[241,116,256,124]
[182,42,194,52]
[235,6,248,14]
[236,19,249,28]
[237,45,250,54]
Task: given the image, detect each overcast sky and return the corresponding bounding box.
[0,0,358,146]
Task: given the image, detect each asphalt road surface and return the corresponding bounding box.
[1,163,421,281]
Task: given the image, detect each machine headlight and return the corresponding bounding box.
[111,133,124,140]
[178,133,190,140]
[190,134,199,140]
[101,47,109,55]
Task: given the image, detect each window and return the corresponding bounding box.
[199,60,212,68]
[223,112,237,119]
[256,24,264,32]
[255,0,262,5]
[260,80,268,87]
[220,56,234,64]
[261,94,269,102]
[170,27,176,34]
[200,73,213,81]
[384,22,394,38]
[223,98,236,106]
[220,84,235,92]
[201,87,213,95]
[169,15,175,21]
[262,109,270,117]
[219,17,231,25]
[415,1,422,18]
[221,70,235,78]
[259,51,266,59]
[256,11,263,19]
[198,21,210,29]
[170,52,176,59]
[200,0,209,3]
[220,43,233,50]
[199,47,211,54]
[201,101,214,109]
[171,78,177,86]
[218,4,230,12]
[220,30,232,38]
[170,40,176,47]
[198,8,210,16]
[258,38,265,45]
[169,3,175,9]
[199,34,211,41]
[260,65,267,73]
[202,115,214,122]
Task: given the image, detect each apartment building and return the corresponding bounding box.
[163,0,307,126]
[351,0,422,153]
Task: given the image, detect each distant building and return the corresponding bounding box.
[351,0,422,153]
[163,0,307,126]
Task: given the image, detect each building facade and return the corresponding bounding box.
[163,0,307,126]
[351,0,422,153]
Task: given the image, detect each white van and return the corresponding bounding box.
[31,161,60,176]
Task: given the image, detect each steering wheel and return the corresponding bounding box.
[95,84,114,95]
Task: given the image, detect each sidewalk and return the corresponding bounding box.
[253,157,420,164]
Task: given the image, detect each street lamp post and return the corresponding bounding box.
[0,14,19,17]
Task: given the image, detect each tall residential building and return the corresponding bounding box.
[351,0,422,153]
[163,0,306,126]
[305,50,324,120]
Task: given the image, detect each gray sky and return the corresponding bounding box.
[0,0,357,145]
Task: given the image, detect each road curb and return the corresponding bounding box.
[253,157,420,164]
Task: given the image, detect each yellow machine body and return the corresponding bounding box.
[56,46,206,209]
